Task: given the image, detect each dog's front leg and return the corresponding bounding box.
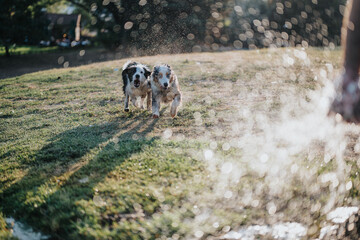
[170,94,181,118]
[131,96,137,107]
[146,91,151,111]
[152,95,161,118]
[140,96,145,109]
[124,93,130,112]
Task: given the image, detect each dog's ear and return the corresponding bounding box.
[170,72,176,83]
[166,64,174,82]
[122,67,130,78]
[122,67,128,77]
[143,66,151,78]
[165,64,172,71]
[153,66,159,76]
[122,61,136,71]
[152,66,160,82]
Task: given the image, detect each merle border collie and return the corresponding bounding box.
[122,61,152,112]
[150,64,182,118]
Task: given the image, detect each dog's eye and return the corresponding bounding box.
[141,71,144,74]
[159,73,163,78]
[166,73,171,78]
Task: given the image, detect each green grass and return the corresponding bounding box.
[0,45,59,56]
[0,58,215,239]
[0,48,357,239]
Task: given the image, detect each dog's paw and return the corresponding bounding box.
[124,108,130,112]
[170,109,177,118]
[153,114,159,119]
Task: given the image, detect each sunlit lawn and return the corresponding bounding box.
[0,45,60,56]
[2,48,358,239]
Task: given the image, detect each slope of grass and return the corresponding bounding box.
[1,48,357,239]
[0,54,217,239]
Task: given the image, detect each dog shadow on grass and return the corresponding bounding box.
[1,109,165,238]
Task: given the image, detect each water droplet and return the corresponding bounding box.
[221,162,233,174]
[222,143,230,151]
[139,0,147,6]
[194,230,204,238]
[267,202,277,215]
[213,222,219,228]
[57,56,64,65]
[124,22,133,30]
[260,154,269,163]
[224,191,233,199]
[93,195,106,207]
[204,149,214,160]
[346,181,353,191]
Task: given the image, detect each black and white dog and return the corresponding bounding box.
[122,61,152,112]
[150,64,182,118]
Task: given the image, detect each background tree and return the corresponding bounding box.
[0,0,348,57]
[67,0,346,53]
[267,0,346,47]
[66,0,215,54]
[216,0,345,49]
[0,0,54,57]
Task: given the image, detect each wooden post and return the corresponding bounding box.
[75,14,81,42]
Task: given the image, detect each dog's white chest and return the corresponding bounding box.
[129,84,149,97]
[131,87,142,96]
[160,91,175,103]
[166,92,175,101]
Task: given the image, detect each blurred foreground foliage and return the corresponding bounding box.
[0,213,15,239]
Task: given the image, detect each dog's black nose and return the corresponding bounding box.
[135,74,140,79]
[164,83,168,87]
